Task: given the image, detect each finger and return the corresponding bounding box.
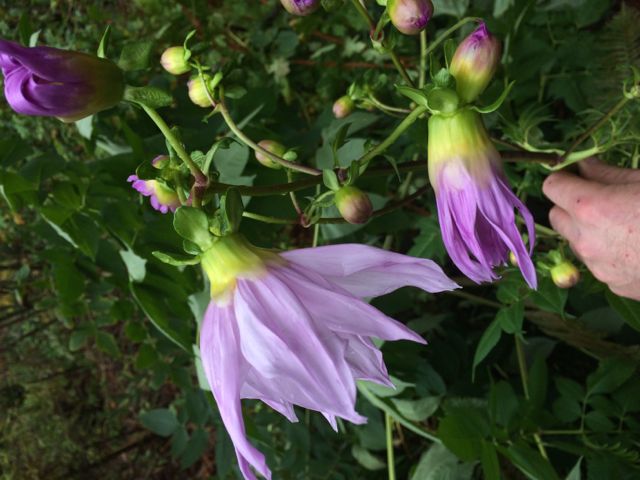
[578,157,640,185]
[542,171,602,212]
[548,206,579,242]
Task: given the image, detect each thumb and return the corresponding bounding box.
[578,157,640,185]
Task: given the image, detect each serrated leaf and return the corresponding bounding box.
[124,86,173,108]
[472,319,502,379]
[118,41,154,71]
[391,396,440,421]
[140,409,179,437]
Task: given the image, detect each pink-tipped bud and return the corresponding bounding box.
[333,96,354,119]
[187,75,213,108]
[335,186,373,224]
[160,46,190,75]
[550,261,580,289]
[388,0,434,35]
[152,155,170,169]
[449,22,501,104]
[255,140,287,169]
[280,0,320,16]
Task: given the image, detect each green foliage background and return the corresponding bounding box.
[1,0,640,479]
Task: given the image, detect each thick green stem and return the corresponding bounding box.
[368,94,412,115]
[419,30,428,88]
[216,99,322,176]
[359,105,428,172]
[385,413,396,480]
[141,104,207,185]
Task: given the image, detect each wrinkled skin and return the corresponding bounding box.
[543,158,640,300]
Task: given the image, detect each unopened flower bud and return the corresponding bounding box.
[152,155,170,169]
[388,0,434,35]
[280,0,320,16]
[256,140,286,169]
[550,261,580,289]
[449,22,501,104]
[509,251,518,267]
[187,74,213,108]
[160,46,190,75]
[333,96,354,119]
[335,186,373,224]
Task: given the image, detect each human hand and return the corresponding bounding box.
[542,158,640,300]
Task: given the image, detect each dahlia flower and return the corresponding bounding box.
[199,234,458,479]
[0,39,124,122]
[428,108,537,288]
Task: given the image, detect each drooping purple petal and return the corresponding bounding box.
[234,275,366,425]
[343,335,394,387]
[200,303,271,480]
[281,244,459,297]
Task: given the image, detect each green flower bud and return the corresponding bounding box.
[187,74,213,108]
[160,46,190,75]
[255,140,287,169]
[333,95,354,119]
[449,22,501,104]
[335,186,373,224]
[550,261,580,289]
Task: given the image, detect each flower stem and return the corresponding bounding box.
[385,413,396,480]
[242,211,297,225]
[350,0,414,86]
[368,94,412,115]
[419,30,428,88]
[216,98,322,176]
[358,105,428,172]
[141,104,207,185]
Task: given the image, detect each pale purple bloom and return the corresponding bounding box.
[388,0,434,35]
[127,175,180,214]
[200,240,458,480]
[428,109,537,288]
[0,39,124,122]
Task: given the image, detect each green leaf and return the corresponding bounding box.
[68,329,90,352]
[500,441,560,480]
[411,443,475,480]
[135,344,158,370]
[493,0,514,18]
[587,358,635,395]
[322,169,340,191]
[528,354,548,409]
[124,86,173,108]
[472,81,515,114]
[351,445,386,471]
[606,291,640,332]
[152,251,201,267]
[173,207,213,250]
[395,85,430,108]
[481,441,501,480]
[179,428,209,468]
[221,188,244,234]
[472,319,502,379]
[390,396,441,422]
[118,41,154,71]
[97,25,111,58]
[496,301,524,334]
[530,277,568,314]
[120,248,147,283]
[566,458,582,480]
[432,0,469,17]
[437,408,489,461]
[95,331,120,357]
[139,409,179,437]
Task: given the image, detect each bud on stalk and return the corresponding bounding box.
[255,140,287,169]
[388,0,434,35]
[550,261,580,289]
[187,74,214,107]
[160,46,190,75]
[280,0,320,16]
[449,22,501,104]
[335,186,373,224]
[333,95,354,119]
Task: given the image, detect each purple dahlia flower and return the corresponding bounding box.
[127,173,180,214]
[280,0,320,16]
[0,39,124,122]
[428,108,537,288]
[199,234,458,480]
